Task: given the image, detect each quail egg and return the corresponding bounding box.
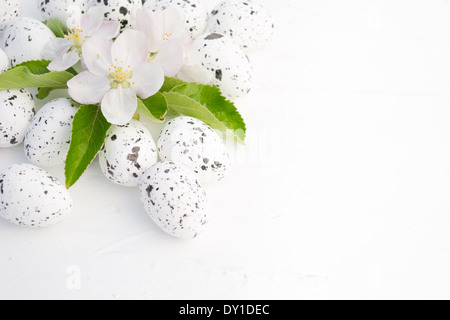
[1,17,56,66]
[24,98,77,167]
[158,116,230,184]
[0,0,21,32]
[87,0,142,31]
[188,32,253,100]
[139,161,208,239]
[0,89,35,148]
[38,0,88,23]
[99,120,158,187]
[0,163,73,228]
[208,0,275,52]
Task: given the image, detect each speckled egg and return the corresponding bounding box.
[0,0,21,32]
[99,120,158,187]
[189,32,252,100]
[158,116,230,184]
[0,89,35,148]
[0,48,9,73]
[1,17,56,66]
[143,0,208,38]
[87,0,141,31]
[0,164,73,228]
[139,161,208,239]
[208,0,274,52]
[38,0,88,23]
[24,98,77,167]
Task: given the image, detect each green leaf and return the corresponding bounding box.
[165,83,246,142]
[160,77,187,92]
[66,67,78,76]
[65,105,111,188]
[0,59,74,91]
[137,92,168,123]
[36,87,55,100]
[44,18,66,38]
[16,60,52,74]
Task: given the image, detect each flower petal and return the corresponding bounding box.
[66,5,82,30]
[41,38,72,61]
[111,29,148,68]
[95,21,120,39]
[48,50,80,71]
[179,64,212,84]
[154,40,184,77]
[101,86,137,125]
[164,8,190,47]
[131,9,164,52]
[81,6,106,36]
[131,63,165,99]
[68,71,111,104]
[82,36,112,77]
[163,8,185,31]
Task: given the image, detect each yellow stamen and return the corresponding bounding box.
[65,26,84,48]
[109,64,133,89]
[163,32,173,41]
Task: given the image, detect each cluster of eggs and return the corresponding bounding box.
[0,0,274,239]
[0,95,229,238]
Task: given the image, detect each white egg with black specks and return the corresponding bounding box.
[1,17,56,66]
[0,164,73,228]
[87,0,141,31]
[189,33,252,100]
[0,0,21,32]
[208,0,275,52]
[158,116,230,184]
[0,48,9,73]
[38,0,88,23]
[139,161,208,239]
[24,98,77,167]
[0,89,35,148]
[99,120,158,187]
[143,0,207,38]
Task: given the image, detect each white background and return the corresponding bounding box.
[1,0,450,300]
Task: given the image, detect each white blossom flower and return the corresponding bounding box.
[131,8,191,77]
[67,29,164,125]
[42,6,120,71]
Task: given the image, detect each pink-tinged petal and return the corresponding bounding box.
[101,86,137,125]
[81,6,106,36]
[154,40,184,77]
[132,9,164,52]
[94,21,120,39]
[68,71,110,104]
[111,29,148,68]
[82,37,112,77]
[41,38,72,60]
[131,63,165,99]
[48,51,80,71]
[160,9,191,52]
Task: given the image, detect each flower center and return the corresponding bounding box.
[65,26,85,49]
[108,62,134,89]
[146,51,158,63]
